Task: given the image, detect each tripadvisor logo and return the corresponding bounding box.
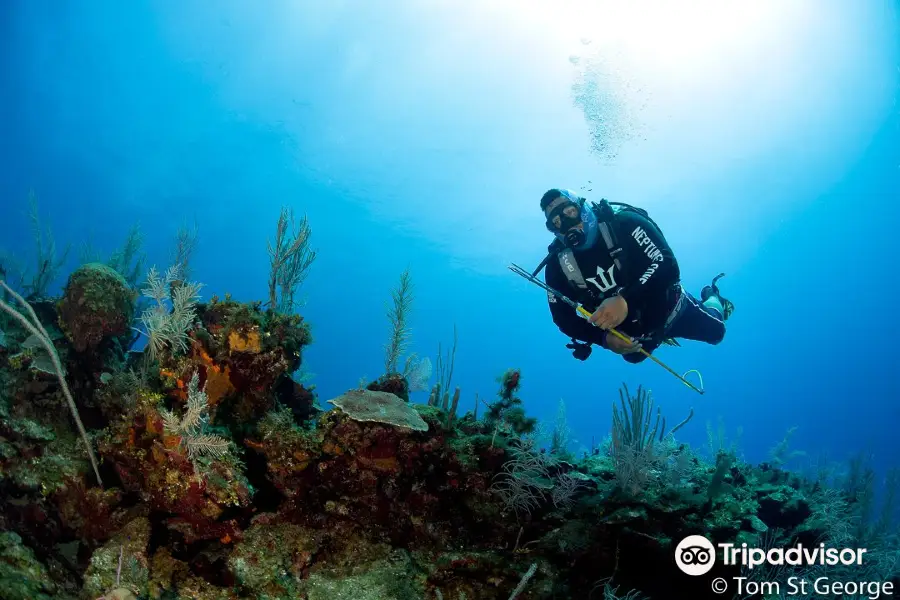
[720,542,867,569]
[675,535,716,576]
[674,535,868,577]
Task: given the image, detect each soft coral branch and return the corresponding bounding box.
[0,279,102,487]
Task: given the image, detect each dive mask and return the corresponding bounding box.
[545,193,597,249]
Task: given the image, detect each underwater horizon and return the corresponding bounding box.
[2,1,899,598]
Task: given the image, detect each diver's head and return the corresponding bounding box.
[540,188,598,250]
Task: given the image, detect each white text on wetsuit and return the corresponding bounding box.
[632,226,664,284]
[631,227,664,263]
[639,263,657,284]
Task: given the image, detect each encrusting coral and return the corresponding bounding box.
[327,388,429,432]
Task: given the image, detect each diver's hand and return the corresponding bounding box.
[605,332,642,355]
[589,295,628,330]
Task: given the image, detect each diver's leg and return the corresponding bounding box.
[665,292,726,345]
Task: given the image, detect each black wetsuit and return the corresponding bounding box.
[545,207,725,362]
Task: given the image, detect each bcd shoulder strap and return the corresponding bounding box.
[592,199,627,274]
[557,248,589,293]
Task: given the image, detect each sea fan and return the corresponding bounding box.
[160,372,230,459]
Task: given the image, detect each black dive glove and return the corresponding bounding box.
[566,339,592,361]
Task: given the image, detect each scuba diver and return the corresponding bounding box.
[537,188,734,362]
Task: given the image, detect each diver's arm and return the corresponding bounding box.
[614,211,680,306]
[548,294,608,346]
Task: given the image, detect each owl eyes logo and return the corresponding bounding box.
[675,535,716,576]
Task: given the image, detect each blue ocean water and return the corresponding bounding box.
[1,0,898,489]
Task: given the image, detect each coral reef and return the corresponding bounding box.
[0,257,898,600]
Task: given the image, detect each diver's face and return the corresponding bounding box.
[544,196,583,234]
